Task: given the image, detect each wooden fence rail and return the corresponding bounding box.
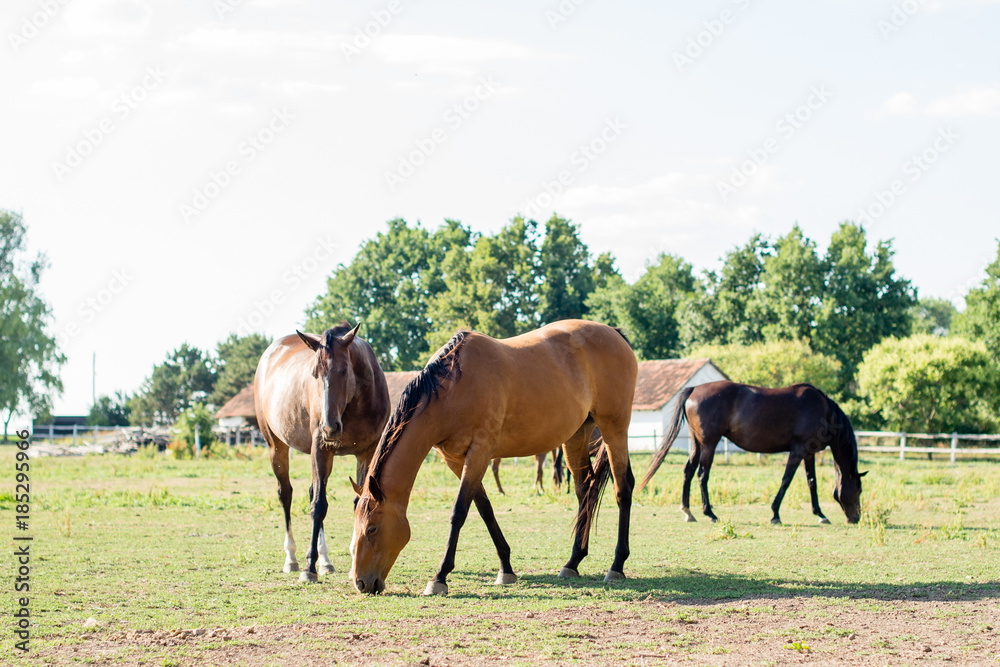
[854,431,1000,462]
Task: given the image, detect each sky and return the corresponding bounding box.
[2,0,999,418]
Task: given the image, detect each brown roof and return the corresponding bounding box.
[221,359,723,420]
[632,358,725,411]
[215,384,256,419]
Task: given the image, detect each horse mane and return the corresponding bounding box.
[613,327,633,349]
[368,331,471,483]
[812,387,859,472]
[324,322,355,347]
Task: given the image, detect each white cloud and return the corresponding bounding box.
[178,26,338,58]
[28,77,102,98]
[926,87,1000,116]
[372,35,538,64]
[61,0,152,38]
[878,91,918,116]
[274,81,347,96]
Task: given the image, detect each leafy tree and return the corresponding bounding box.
[306,219,472,371]
[171,403,218,458]
[953,240,1000,361]
[747,225,824,344]
[856,335,999,433]
[0,210,64,439]
[211,333,271,406]
[586,253,696,359]
[687,340,842,395]
[537,215,594,323]
[813,222,914,387]
[909,297,958,336]
[86,391,132,426]
[129,344,215,426]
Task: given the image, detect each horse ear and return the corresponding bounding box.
[367,475,384,503]
[350,476,363,497]
[859,471,869,478]
[296,330,322,352]
[339,322,361,347]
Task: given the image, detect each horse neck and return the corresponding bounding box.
[377,417,437,512]
[826,408,857,474]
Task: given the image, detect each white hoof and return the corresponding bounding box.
[299,571,318,583]
[604,569,626,584]
[423,581,448,596]
[496,572,517,585]
[818,517,831,525]
[283,562,299,573]
[558,567,579,579]
[319,563,336,575]
[681,508,696,523]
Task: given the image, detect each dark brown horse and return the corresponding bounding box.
[638,381,866,525]
[350,320,637,595]
[254,323,390,582]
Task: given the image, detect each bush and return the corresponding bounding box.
[687,339,842,395]
[172,403,218,458]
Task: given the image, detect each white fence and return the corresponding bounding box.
[855,431,1000,461]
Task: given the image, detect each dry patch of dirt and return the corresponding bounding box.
[41,595,1000,666]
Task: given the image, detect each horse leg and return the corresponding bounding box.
[697,440,720,523]
[770,452,804,525]
[268,438,298,573]
[425,455,493,595]
[804,454,830,524]
[599,424,634,582]
[559,425,597,578]
[472,487,516,585]
[534,452,546,494]
[491,458,505,496]
[680,443,700,522]
[300,443,335,582]
[552,448,563,491]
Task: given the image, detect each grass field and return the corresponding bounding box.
[2,445,999,665]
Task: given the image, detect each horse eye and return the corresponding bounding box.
[365,525,378,536]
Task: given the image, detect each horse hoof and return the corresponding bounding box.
[496,572,517,585]
[680,508,696,522]
[770,518,782,525]
[818,517,830,525]
[423,581,448,596]
[319,563,336,575]
[558,567,579,579]
[604,569,626,583]
[298,571,318,583]
[708,516,718,524]
[283,562,299,573]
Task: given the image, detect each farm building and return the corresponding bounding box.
[222,359,728,453]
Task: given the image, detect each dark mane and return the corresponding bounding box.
[324,322,354,347]
[368,331,471,483]
[613,327,632,349]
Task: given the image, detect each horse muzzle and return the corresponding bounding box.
[354,576,384,595]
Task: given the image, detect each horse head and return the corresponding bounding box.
[349,475,410,595]
[296,323,361,443]
[833,467,867,524]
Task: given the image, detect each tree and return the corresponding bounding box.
[910,297,958,336]
[687,340,842,395]
[747,225,824,344]
[537,215,594,323]
[953,240,1000,362]
[813,222,914,388]
[172,403,218,458]
[129,344,215,426]
[856,335,999,433]
[0,210,64,439]
[305,219,472,371]
[211,333,271,406]
[86,391,132,426]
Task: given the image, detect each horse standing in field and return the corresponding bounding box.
[254,323,390,582]
[638,381,866,525]
[490,448,564,496]
[350,320,637,596]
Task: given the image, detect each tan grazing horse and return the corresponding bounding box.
[254,323,390,582]
[489,449,562,496]
[349,319,637,596]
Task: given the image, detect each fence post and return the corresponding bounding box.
[49,424,54,444]
[72,423,78,446]
[899,432,907,461]
[951,432,958,463]
[94,425,99,445]
[724,438,730,464]
[195,427,202,459]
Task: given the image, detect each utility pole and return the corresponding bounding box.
[92,352,96,408]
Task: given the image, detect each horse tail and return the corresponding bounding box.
[637,385,695,492]
[574,436,613,538]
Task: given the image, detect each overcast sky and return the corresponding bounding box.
[2,0,998,417]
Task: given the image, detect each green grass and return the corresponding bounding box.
[2,447,999,664]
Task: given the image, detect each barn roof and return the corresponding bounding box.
[214,384,256,419]
[632,358,726,411]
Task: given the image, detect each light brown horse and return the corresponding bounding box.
[349,319,637,596]
[638,381,866,525]
[254,323,390,582]
[490,449,563,495]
